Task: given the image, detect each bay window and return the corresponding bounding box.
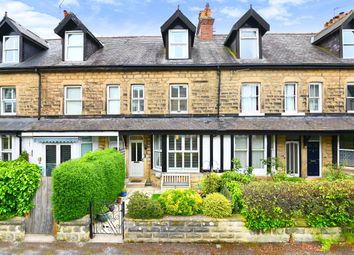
[234,135,248,168]
[153,135,162,170]
[339,135,354,167]
[1,135,12,161]
[252,135,265,169]
[2,35,19,63]
[241,83,260,114]
[309,83,322,112]
[168,29,188,59]
[168,135,199,171]
[343,29,354,59]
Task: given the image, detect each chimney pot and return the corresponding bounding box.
[63,10,69,18]
[197,3,214,41]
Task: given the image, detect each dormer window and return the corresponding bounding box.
[169,29,188,59]
[2,35,19,63]
[240,28,259,59]
[65,31,84,61]
[343,29,354,59]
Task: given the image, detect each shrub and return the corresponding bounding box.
[127,192,164,219]
[232,158,254,176]
[304,180,354,228]
[220,171,253,188]
[241,181,308,231]
[0,159,41,220]
[158,189,202,216]
[52,149,125,221]
[200,172,221,195]
[324,163,349,181]
[225,181,244,213]
[202,193,232,218]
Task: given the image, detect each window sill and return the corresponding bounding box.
[347,111,354,114]
[170,112,188,114]
[239,113,265,117]
[0,113,16,116]
[281,112,306,116]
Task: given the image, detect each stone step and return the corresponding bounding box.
[24,234,55,243]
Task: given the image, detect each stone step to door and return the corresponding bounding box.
[24,234,55,243]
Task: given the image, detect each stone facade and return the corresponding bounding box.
[125,216,343,243]
[0,217,25,242]
[0,73,39,117]
[56,215,90,242]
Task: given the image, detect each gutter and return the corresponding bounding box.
[216,65,221,118]
[1,63,354,74]
[35,68,42,120]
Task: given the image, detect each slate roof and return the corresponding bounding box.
[1,32,354,69]
[313,10,354,44]
[0,116,353,133]
[0,16,48,49]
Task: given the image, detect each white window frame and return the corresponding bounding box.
[64,31,84,61]
[153,135,162,171]
[1,87,16,115]
[342,29,354,59]
[286,141,300,177]
[2,35,20,63]
[44,144,72,176]
[239,28,259,59]
[234,135,249,169]
[170,84,188,114]
[338,135,354,168]
[107,85,120,114]
[64,86,82,115]
[309,83,322,113]
[240,83,261,115]
[167,135,199,172]
[284,83,297,114]
[131,85,144,114]
[233,135,266,171]
[80,136,93,156]
[0,135,12,161]
[168,29,189,59]
[347,83,354,113]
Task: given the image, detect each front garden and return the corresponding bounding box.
[127,159,354,237]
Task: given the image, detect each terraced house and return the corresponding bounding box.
[0,5,353,188]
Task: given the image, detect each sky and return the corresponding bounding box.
[0,0,353,39]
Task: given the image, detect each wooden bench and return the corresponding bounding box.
[161,173,191,191]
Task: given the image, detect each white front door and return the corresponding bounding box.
[129,140,144,177]
[45,144,72,176]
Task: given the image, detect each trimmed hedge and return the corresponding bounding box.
[127,192,164,219]
[200,172,221,195]
[158,189,203,216]
[241,180,354,231]
[0,158,41,220]
[202,193,232,218]
[52,149,125,222]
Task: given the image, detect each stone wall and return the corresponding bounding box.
[125,216,342,243]
[0,217,25,242]
[0,73,39,117]
[56,215,90,242]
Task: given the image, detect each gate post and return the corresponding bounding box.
[89,201,94,239]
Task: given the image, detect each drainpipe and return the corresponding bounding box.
[36,68,42,120]
[216,65,221,118]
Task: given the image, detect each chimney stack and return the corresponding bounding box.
[197,3,214,41]
[63,10,69,18]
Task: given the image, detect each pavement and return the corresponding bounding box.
[0,242,353,255]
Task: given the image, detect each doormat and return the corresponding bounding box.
[130,180,143,183]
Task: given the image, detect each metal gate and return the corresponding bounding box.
[25,177,53,234]
[89,201,125,238]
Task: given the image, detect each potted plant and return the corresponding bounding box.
[96,205,110,222]
[119,187,127,197]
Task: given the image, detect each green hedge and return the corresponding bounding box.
[202,193,232,218]
[241,180,354,231]
[52,149,125,222]
[127,192,164,219]
[0,158,41,220]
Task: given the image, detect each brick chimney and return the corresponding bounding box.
[197,3,214,41]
